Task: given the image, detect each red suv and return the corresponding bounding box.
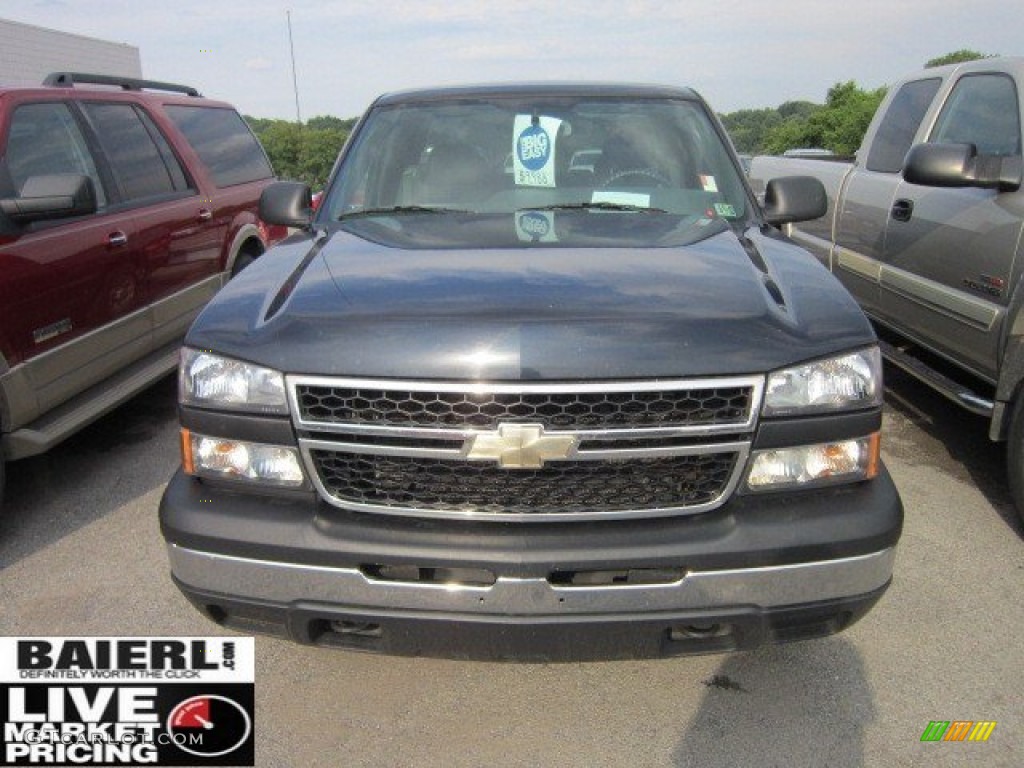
[0,72,282,499]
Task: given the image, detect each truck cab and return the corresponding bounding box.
[751,57,1024,521]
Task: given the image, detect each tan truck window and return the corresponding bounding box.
[931,73,1022,157]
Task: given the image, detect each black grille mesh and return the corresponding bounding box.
[310,450,738,515]
[296,385,752,429]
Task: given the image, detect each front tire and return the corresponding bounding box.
[1005,398,1024,525]
[230,247,261,278]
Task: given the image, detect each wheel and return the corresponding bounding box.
[230,250,258,278]
[1005,398,1024,525]
[601,168,672,188]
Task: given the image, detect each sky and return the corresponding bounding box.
[1,0,1021,121]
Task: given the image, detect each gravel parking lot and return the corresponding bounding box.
[1,367,1021,767]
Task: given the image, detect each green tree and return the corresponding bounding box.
[762,80,885,156]
[720,101,824,154]
[297,128,348,189]
[926,50,993,68]
[305,115,349,132]
[244,115,354,187]
[720,108,784,154]
[258,121,304,180]
[777,101,819,121]
[244,116,277,137]
[762,118,818,155]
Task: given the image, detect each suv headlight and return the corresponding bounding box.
[762,347,882,417]
[179,348,288,414]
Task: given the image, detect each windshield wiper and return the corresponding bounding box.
[338,205,474,220]
[521,202,668,213]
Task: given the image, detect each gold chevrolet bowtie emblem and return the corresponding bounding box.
[466,424,578,469]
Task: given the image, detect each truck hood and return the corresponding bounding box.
[189,212,874,379]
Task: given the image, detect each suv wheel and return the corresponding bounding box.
[231,248,260,278]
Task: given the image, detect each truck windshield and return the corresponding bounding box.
[324,95,748,224]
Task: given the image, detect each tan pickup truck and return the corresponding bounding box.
[751,57,1024,523]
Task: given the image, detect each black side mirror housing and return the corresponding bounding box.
[259,182,313,229]
[762,176,827,225]
[0,174,97,223]
[903,142,1022,192]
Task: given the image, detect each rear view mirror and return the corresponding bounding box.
[0,174,97,223]
[762,176,827,225]
[903,142,1022,192]
[259,182,313,229]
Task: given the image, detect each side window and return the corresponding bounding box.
[930,74,1022,157]
[164,106,273,187]
[81,103,188,201]
[136,108,191,191]
[866,78,941,173]
[3,102,106,206]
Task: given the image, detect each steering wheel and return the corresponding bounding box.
[601,168,672,188]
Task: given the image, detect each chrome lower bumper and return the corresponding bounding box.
[168,544,896,616]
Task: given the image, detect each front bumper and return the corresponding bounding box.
[160,466,902,660]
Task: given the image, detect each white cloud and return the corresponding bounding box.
[1,1,1020,119]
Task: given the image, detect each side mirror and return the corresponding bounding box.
[259,182,313,229]
[0,174,97,223]
[762,176,827,225]
[903,142,1022,192]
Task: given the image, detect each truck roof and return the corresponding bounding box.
[374,82,702,107]
[894,55,1024,83]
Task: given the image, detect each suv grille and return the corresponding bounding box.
[290,377,762,522]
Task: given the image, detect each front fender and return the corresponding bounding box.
[992,270,1024,439]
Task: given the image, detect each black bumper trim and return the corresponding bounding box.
[175,578,890,661]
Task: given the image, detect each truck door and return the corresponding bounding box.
[833,78,942,320]
[878,72,1023,382]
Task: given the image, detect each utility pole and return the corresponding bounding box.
[287,10,301,124]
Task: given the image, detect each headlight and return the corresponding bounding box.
[763,347,882,417]
[182,430,306,487]
[746,434,879,491]
[179,348,287,414]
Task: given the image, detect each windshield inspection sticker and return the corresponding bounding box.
[0,637,255,766]
[699,174,718,193]
[713,202,736,217]
[513,115,562,187]
[591,191,650,208]
[515,211,558,242]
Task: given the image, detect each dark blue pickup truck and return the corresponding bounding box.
[159,83,902,660]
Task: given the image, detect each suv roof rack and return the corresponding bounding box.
[43,72,201,97]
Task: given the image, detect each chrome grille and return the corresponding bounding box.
[310,451,739,516]
[295,384,753,430]
[289,376,763,522]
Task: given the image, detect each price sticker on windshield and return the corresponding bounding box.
[513,115,562,187]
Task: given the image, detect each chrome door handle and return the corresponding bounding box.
[198,208,213,222]
[108,231,128,246]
